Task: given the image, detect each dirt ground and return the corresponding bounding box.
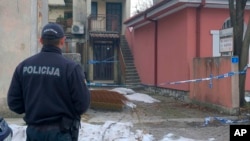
[130,94,230,141]
[84,89,250,141]
[6,88,249,140]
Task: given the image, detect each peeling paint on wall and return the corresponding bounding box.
[0,1,31,115]
[0,0,47,115]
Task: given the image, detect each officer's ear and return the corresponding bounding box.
[59,36,66,45]
[39,38,43,44]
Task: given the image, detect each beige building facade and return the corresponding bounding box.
[0,0,131,115]
[48,0,131,84]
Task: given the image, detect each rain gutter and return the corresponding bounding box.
[144,12,158,87]
[196,0,206,57]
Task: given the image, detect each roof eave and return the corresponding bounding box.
[124,0,201,27]
[124,0,250,28]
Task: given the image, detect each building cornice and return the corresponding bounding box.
[124,0,250,28]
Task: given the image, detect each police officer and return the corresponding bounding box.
[7,23,90,141]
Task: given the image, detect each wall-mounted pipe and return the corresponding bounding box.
[196,0,206,57]
[144,13,158,87]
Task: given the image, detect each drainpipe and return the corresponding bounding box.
[144,13,158,87]
[196,0,205,57]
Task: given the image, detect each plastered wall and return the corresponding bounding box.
[190,56,239,113]
[0,0,47,117]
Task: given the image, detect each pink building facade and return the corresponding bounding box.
[124,0,250,110]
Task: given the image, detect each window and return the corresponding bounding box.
[91,2,97,19]
[64,11,72,20]
[222,18,232,29]
[64,11,73,28]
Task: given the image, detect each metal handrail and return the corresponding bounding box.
[118,47,126,84]
[88,14,120,33]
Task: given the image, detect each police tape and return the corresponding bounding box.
[158,64,249,86]
[87,82,126,87]
[88,60,118,64]
[88,56,118,64]
[203,116,250,126]
[86,64,249,87]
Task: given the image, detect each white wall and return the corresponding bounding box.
[0,1,32,98]
[210,30,220,57]
[0,0,47,116]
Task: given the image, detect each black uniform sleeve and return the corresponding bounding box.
[69,65,90,115]
[7,65,25,114]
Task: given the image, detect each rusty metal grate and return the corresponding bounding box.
[90,89,128,111]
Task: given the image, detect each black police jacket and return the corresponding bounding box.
[7,45,90,125]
